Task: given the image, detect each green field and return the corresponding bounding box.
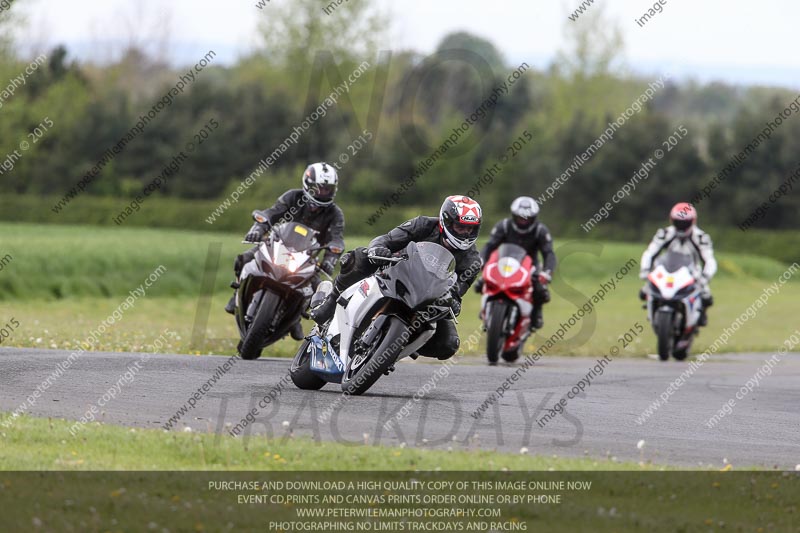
[1,222,797,357]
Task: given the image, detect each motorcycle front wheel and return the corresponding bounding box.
[341,316,409,396]
[290,339,326,390]
[654,310,674,362]
[486,300,511,364]
[239,291,282,360]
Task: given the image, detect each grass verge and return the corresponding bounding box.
[1,413,657,471]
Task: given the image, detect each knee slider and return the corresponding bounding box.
[440,334,460,358]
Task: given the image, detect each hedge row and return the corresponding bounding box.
[2,195,797,264]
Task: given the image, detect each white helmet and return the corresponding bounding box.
[302,162,338,206]
[510,196,539,234]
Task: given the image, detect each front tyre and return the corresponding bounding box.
[654,310,674,362]
[341,316,409,396]
[486,300,510,364]
[239,292,281,360]
[290,339,326,390]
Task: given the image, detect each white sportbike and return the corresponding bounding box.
[643,250,705,361]
[289,241,458,395]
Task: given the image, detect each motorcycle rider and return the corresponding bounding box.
[476,196,556,330]
[225,162,345,340]
[311,195,483,360]
[639,202,716,326]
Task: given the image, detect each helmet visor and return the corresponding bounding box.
[310,183,336,202]
[672,218,692,231]
[450,221,480,240]
[513,215,534,229]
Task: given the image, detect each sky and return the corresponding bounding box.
[14,0,800,89]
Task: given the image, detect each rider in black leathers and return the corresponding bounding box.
[311,196,483,359]
[226,162,345,340]
[477,196,556,330]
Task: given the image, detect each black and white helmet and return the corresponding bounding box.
[302,162,338,206]
[510,196,539,234]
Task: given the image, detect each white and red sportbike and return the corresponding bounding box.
[643,251,705,361]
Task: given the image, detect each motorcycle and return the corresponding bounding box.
[289,241,458,395]
[480,243,535,364]
[234,211,335,360]
[643,250,704,361]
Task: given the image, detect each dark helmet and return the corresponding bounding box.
[439,195,482,250]
[302,162,338,207]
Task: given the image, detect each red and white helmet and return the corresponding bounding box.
[439,195,482,250]
[670,202,696,237]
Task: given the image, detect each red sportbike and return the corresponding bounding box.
[480,243,535,364]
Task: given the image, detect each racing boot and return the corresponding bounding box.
[289,320,304,340]
[699,295,713,327]
[224,294,236,315]
[310,287,340,325]
[531,305,544,330]
[224,281,240,315]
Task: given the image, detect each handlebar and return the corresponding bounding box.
[367,254,405,263]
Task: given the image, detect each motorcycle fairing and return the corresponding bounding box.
[644,251,704,345]
[234,221,320,346]
[647,265,696,300]
[308,334,345,383]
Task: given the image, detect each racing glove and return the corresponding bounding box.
[244,223,268,243]
[367,246,392,264]
[538,271,552,285]
[448,287,462,317]
[320,260,336,276]
[473,278,484,294]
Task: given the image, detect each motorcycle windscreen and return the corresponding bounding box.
[271,222,319,252]
[654,251,694,273]
[494,242,530,281]
[496,243,527,262]
[383,241,455,309]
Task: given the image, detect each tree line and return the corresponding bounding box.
[0,0,797,237]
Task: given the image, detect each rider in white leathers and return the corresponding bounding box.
[639,202,717,325]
